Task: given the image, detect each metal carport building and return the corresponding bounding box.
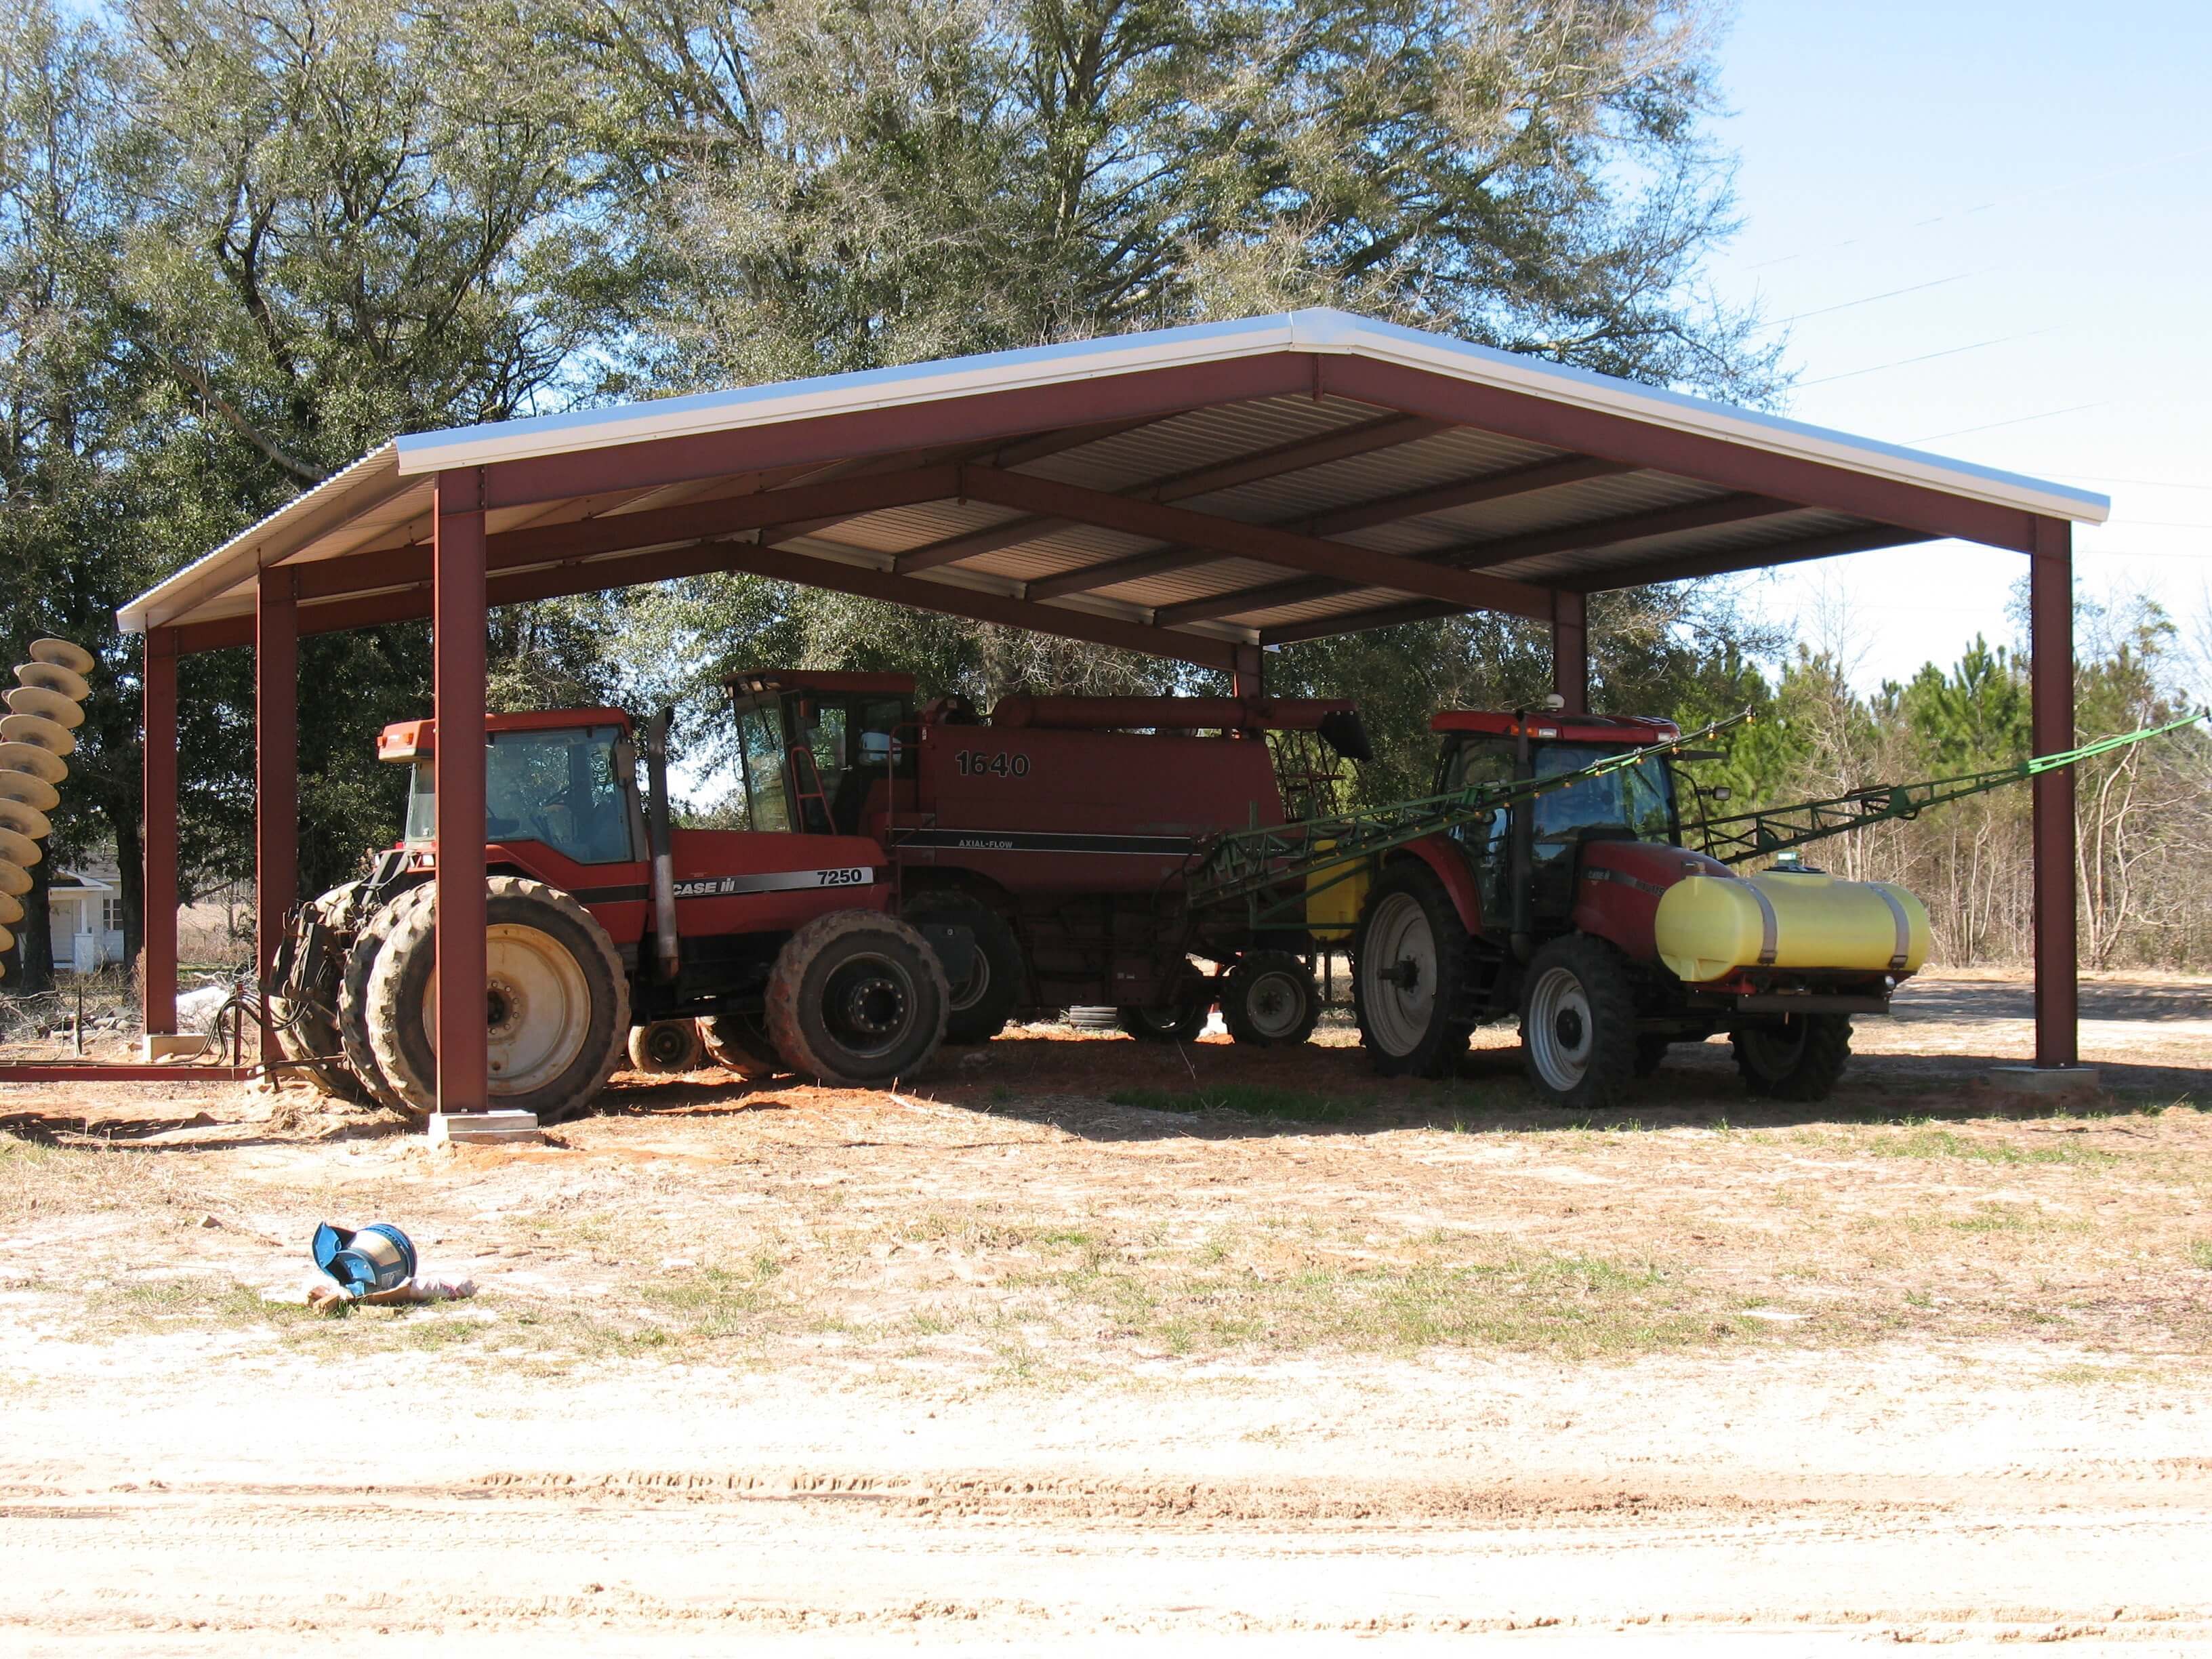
[117,308,2110,1107]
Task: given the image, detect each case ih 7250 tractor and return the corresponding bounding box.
[1326,705,1933,1107]
[270,706,957,1122]
[724,671,1370,1047]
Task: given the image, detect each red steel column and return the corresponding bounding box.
[1551,590,1589,714]
[434,469,490,1113]
[142,628,179,1036]
[1231,642,1265,699]
[255,566,299,1057]
[2029,517,2079,1069]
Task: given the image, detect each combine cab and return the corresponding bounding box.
[1338,704,1929,1106]
[270,706,952,1121]
[725,672,1370,1045]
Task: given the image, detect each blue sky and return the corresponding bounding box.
[1705,0,2211,692]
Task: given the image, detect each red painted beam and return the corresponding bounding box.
[1261,598,1465,646]
[897,413,1450,577]
[141,628,179,1036]
[1024,453,1638,602]
[959,465,1555,622]
[481,356,1322,510]
[1320,355,2043,554]
[434,470,490,1114]
[1551,591,1588,714]
[254,566,298,1059]
[1147,493,1799,627]
[2029,516,2078,1069]
[1603,527,1932,588]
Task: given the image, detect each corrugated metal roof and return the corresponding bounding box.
[116,307,2111,651]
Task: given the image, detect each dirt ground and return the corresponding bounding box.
[3,968,2209,1653]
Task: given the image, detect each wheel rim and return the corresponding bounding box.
[945,936,991,1012]
[821,949,915,1061]
[1526,965,1594,1092]
[421,922,593,1095]
[1361,891,1437,1057]
[1743,1019,1806,1075]
[640,1022,695,1069]
[1242,968,1307,1040]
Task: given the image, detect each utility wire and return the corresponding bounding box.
[1795,328,2058,388]
[1904,403,2106,444]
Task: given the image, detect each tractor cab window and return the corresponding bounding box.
[1439,737,1517,889]
[735,688,917,836]
[1530,744,1676,846]
[405,724,638,865]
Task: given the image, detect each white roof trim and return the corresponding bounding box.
[392,308,2109,525]
[119,308,2110,636]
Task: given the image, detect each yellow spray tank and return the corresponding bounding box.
[1303,839,1371,944]
[1653,866,1931,985]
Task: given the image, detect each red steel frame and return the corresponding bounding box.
[255,566,298,1058]
[87,344,2089,1105]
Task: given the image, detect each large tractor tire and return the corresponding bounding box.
[1732,1013,1853,1102]
[366,876,630,1125]
[700,1012,783,1081]
[1220,951,1322,1048]
[270,886,369,1105]
[338,884,427,1117]
[902,892,1023,1044]
[1519,933,1639,1110]
[1351,862,1473,1078]
[764,909,947,1086]
[627,1019,705,1076]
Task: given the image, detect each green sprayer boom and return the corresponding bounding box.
[1685,709,2209,866]
[1185,707,1758,918]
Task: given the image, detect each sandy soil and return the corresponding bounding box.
[2,968,2208,1652]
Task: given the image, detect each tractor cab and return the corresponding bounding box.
[725,671,919,837]
[1429,708,1681,925]
[379,709,645,867]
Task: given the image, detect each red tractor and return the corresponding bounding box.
[270,705,959,1121]
[1334,703,1930,1107]
[723,672,1370,1046]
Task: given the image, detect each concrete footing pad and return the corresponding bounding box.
[140,1033,210,1061]
[1986,1063,2102,1096]
[428,1109,543,1147]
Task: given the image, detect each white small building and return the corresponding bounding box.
[47,868,125,973]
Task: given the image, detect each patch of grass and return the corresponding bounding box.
[640,1254,784,1339]
[1106,1084,1370,1125]
[1950,1204,2034,1233]
[2189,1241,2212,1270]
[1868,1128,2118,1168]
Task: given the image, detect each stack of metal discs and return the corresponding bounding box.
[0,639,93,979]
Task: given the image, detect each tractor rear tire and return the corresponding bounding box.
[1634,1035,1671,1078]
[1352,862,1473,1078]
[628,1019,705,1076]
[764,910,948,1087]
[270,997,369,1105]
[1221,951,1322,1048]
[1733,1014,1853,1101]
[903,892,1023,1044]
[1519,934,1638,1110]
[338,884,426,1118]
[699,1012,781,1081]
[367,876,630,1124]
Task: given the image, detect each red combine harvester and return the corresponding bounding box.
[270,705,957,1120]
[724,671,1370,1046]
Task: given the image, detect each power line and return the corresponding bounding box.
[1904,403,2106,444]
[1762,270,1979,329]
[1745,141,2212,272]
[1795,328,2057,388]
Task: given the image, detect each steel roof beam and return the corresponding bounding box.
[1147,493,1798,628]
[1023,453,1637,601]
[893,412,1446,576]
[956,464,1555,622]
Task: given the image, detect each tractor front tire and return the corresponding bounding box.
[903,892,1023,1044]
[1733,1014,1853,1102]
[1221,951,1322,1048]
[366,876,630,1124]
[337,884,426,1118]
[1519,934,1638,1110]
[1352,862,1473,1078]
[764,910,948,1087]
[700,1012,782,1081]
[628,1019,706,1076]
